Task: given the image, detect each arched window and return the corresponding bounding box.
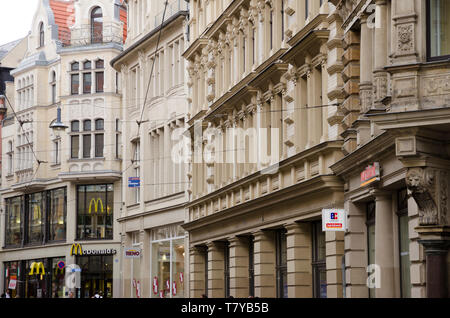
[91,7,103,44]
[39,22,44,47]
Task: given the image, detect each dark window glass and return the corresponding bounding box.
[77,184,114,240]
[96,72,104,93]
[270,11,273,50]
[48,188,67,242]
[95,134,104,158]
[71,135,79,159]
[51,84,56,104]
[249,236,255,297]
[71,62,79,71]
[366,201,376,298]
[27,192,45,245]
[84,61,92,70]
[95,119,104,130]
[83,73,92,94]
[428,0,450,59]
[71,120,80,132]
[5,196,23,246]
[71,74,79,95]
[4,261,22,298]
[276,229,288,298]
[96,60,104,69]
[91,7,103,44]
[224,243,230,298]
[398,188,411,298]
[39,22,44,47]
[312,221,326,298]
[83,135,91,158]
[281,0,285,41]
[83,120,91,131]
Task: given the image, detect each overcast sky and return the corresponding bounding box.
[0,0,39,45]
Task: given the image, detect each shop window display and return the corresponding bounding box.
[150,225,185,298]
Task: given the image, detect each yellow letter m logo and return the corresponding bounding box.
[88,198,104,214]
[70,243,83,256]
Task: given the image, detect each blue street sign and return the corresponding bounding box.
[128,177,141,188]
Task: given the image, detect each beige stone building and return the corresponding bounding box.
[183,0,450,299]
[111,0,190,298]
[183,0,345,298]
[0,0,127,298]
[329,0,450,298]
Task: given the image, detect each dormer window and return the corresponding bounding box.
[39,22,44,47]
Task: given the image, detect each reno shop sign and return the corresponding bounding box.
[360,163,380,187]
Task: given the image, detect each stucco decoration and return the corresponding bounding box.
[406,167,449,226]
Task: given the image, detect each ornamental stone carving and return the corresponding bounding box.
[397,24,414,55]
[406,167,449,226]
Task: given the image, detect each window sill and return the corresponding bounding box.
[68,157,105,163]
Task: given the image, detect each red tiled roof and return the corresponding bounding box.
[49,0,75,45]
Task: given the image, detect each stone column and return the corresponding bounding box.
[253,230,276,297]
[373,190,395,298]
[285,223,312,298]
[228,236,250,297]
[189,246,207,298]
[206,241,226,298]
[416,226,450,298]
[344,200,369,298]
[326,231,345,298]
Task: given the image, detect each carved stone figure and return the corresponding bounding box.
[406,168,438,225]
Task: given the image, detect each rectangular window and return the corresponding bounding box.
[53,140,60,164]
[71,74,79,95]
[281,0,285,42]
[428,0,450,59]
[83,73,92,94]
[96,72,104,93]
[276,229,288,298]
[5,196,23,246]
[312,221,326,298]
[76,184,114,240]
[248,236,255,297]
[48,188,67,242]
[83,134,91,158]
[52,83,56,104]
[150,225,185,298]
[27,192,45,245]
[71,135,79,159]
[366,201,376,298]
[224,242,230,298]
[398,188,411,298]
[134,167,140,204]
[252,28,256,65]
[95,134,104,158]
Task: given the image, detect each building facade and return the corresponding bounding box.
[183,0,345,298]
[329,0,450,298]
[0,0,127,298]
[183,0,450,299]
[111,0,190,298]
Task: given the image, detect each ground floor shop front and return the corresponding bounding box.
[119,198,189,298]
[1,242,120,298]
[183,175,345,298]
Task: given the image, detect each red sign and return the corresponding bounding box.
[360,163,380,187]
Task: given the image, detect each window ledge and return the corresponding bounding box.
[68,157,106,163]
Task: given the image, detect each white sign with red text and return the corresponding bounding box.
[322,209,347,232]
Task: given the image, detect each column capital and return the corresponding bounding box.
[284,222,308,234]
[370,189,391,201]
